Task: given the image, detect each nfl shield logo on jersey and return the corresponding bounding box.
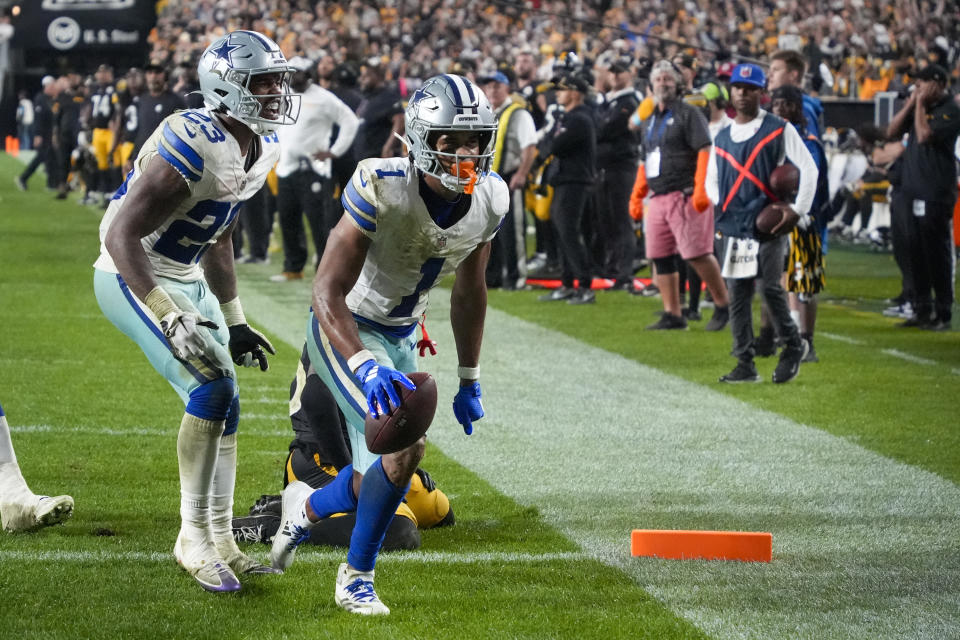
[435,235,447,250]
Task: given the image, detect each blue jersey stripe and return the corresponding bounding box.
[353,313,418,339]
[342,197,376,231]
[344,179,377,217]
[309,317,366,418]
[115,275,208,384]
[158,145,202,182]
[162,123,204,173]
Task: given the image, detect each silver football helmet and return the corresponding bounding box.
[197,30,300,135]
[401,74,498,193]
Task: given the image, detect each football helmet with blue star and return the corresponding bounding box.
[197,30,300,135]
[401,74,498,193]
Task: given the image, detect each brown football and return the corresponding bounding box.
[755,202,800,239]
[769,164,800,201]
[364,371,438,455]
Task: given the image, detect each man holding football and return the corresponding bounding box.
[93,30,298,592]
[705,63,817,384]
[270,73,507,615]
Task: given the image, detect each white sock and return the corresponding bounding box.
[0,412,33,502]
[177,413,224,540]
[210,432,237,548]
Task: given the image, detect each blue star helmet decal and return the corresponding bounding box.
[210,38,242,63]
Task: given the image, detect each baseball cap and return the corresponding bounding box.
[479,71,511,86]
[730,63,766,89]
[914,64,948,84]
[717,61,735,79]
[41,75,56,87]
[552,73,589,93]
[143,60,165,73]
[770,85,803,106]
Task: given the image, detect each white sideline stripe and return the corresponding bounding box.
[0,549,587,565]
[817,331,864,345]
[239,278,960,639]
[11,424,291,439]
[881,348,937,366]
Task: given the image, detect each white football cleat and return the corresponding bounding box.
[174,530,241,593]
[334,562,390,615]
[1,494,74,532]
[215,536,281,575]
[269,480,315,571]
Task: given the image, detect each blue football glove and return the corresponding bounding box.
[452,382,484,435]
[353,359,416,419]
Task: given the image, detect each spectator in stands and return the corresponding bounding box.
[538,72,597,305]
[272,56,359,283]
[633,61,730,331]
[886,64,960,331]
[706,63,817,384]
[481,71,537,290]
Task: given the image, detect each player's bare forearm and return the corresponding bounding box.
[200,222,239,303]
[450,243,489,378]
[104,155,190,300]
[312,217,371,358]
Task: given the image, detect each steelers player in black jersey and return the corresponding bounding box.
[86,64,119,204]
[232,345,454,550]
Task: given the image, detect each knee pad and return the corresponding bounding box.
[223,395,240,436]
[653,254,679,275]
[186,377,236,422]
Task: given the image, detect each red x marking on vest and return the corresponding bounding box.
[715,126,784,212]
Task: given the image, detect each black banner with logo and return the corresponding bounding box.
[11,0,156,53]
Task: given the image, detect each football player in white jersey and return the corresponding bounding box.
[92,30,300,593]
[270,73,508,615]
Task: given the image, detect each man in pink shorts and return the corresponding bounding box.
[632,60,730,330]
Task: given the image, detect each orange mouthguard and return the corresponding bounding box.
[455,160,478,194]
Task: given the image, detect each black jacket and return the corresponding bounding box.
[596,89,639,167]
[547,103,596,185]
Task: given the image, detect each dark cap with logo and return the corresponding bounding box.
[914,64,948,84]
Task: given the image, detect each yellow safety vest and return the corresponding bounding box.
[492,102,522,173]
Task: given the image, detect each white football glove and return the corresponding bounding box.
[160,311,219,361]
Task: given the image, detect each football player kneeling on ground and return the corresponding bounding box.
[231,346,453,549]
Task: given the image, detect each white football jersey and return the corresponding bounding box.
[94,107,280,281]
[341,157,509,328]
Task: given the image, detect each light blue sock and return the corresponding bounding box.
[307,463,358,518]
[347,458,408,571]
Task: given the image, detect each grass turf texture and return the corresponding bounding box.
[0,152,957,638]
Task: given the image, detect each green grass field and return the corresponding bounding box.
[0,152,957,639]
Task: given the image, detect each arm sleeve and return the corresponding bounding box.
[705,145,720,205]
[513,110,538,149]
[783,124,818,216]
[340,161,379,239]
[329,96,360,158]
